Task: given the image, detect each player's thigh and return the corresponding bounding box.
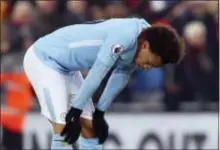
[69,71,95,120]
[23,47,69,126]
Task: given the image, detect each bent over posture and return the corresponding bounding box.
[23,18,185,149]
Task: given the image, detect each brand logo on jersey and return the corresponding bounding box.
[111,44,124,55]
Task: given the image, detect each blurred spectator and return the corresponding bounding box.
[164,1,218,111]
[164,20,218,111]
[105,1,129,18]
[206,1,218,23]
[1,1,10,54]
[1,23,10,54]
[1,53,33,150]
[31,0,62,40]
[183,21,217,102]
[1,1,9,22]
[150,1,167,13]
[88,3,107,20]
[1,1,34,54]
[63,0,88,26]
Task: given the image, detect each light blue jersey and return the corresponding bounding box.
[33,18,151,111]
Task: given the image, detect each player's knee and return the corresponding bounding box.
[80,117,96,138]
[49,120,65,134]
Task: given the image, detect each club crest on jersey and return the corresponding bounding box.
[111,44,124,55]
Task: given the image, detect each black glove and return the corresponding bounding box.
[61,107,82,144]
[92,108,109,144]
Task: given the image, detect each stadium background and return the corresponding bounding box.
[0,0,219,149]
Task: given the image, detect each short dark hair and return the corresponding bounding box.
[141,24,185,64]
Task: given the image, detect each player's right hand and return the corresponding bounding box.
[61,107,82,144]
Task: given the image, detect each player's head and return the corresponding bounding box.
[135,24,185,69]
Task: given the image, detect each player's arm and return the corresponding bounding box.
[96,65,136,111]
[91,64,136,144]
[72,31,134,110]
[72,59,111,109]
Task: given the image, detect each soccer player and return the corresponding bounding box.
[23,18,184,149]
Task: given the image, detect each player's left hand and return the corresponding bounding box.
[92,108,109,144]
[61,107,82,144]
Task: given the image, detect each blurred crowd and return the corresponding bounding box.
[1,0,219,112]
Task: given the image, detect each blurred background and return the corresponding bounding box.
[0,0,219,149]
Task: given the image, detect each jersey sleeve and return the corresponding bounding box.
[72,31,135,110]
[96,65,136,111]
[97,30,135,67]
